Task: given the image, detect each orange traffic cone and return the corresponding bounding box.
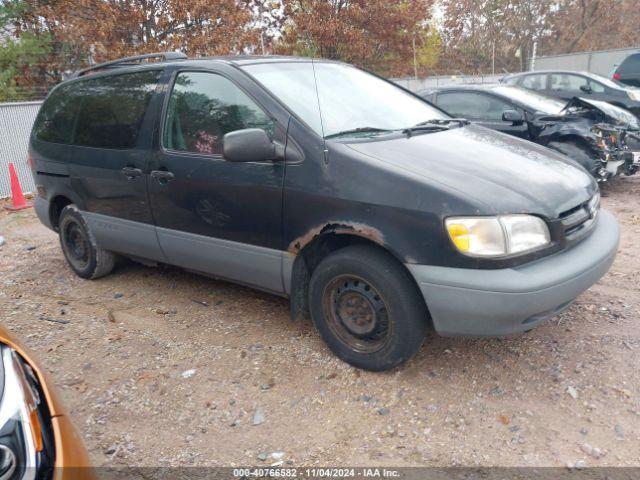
[4,162,33,211]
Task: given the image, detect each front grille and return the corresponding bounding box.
[559,193,600,243]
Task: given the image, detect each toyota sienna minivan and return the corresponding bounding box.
[29,53,620,371]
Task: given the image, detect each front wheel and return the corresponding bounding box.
[308,245,428,371]
[58,205,115,279]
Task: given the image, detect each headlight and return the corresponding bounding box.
[627,90,640,102]
[0,346,51,480]
[446,214,550,257]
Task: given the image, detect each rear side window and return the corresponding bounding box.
[163,71,273,155]
[74,71,161,149]
[520,74,547,91]
[32,83,81,144]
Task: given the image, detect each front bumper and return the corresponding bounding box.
[607,150,638,177]
[596,150,637,180]
[407,209,619,337]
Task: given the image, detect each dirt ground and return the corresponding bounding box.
[1,178,639,468]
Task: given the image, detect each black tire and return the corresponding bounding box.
[58,205,115,279]
[308,245,427,371]
[547,141,599,176]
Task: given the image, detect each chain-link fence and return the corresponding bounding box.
[0,101,41,198]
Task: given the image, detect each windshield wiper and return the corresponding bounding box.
[403,118,470,137]
[413,118,470,127]
[325,127,393,139]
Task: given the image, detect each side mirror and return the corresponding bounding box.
[580,84,592,94]
[223,128,278,163]
[502,110,524,125]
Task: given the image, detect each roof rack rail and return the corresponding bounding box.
[73,51,188,78]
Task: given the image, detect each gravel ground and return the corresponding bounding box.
[0,177,639,468]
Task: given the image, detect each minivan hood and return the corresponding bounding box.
[345,124,596,218]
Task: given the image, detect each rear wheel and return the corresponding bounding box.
[59,205,115,279]
[308,245,427,371]
[547,141,600,177]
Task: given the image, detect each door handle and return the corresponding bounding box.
[150,170,175,184]
[121,166,143,179]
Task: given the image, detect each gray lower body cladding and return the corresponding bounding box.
[35,200,288,294]
[36,198,619,337]
[155,226,284,294]
[82,212,167,264]
[34,196,54,230]
[83,211,285,294]
[406,209,619,337]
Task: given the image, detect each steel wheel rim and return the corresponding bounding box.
[63,220,90,269]
[322,274,391,354]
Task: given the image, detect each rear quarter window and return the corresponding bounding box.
[520,74,547,91]
[32,83,81,144]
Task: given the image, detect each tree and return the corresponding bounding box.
[0,0,52,100]
[0,0,263,99]
[414,26,442,75]
[42,0,258,61]
[439,0,555,74]
[0,31,52,101]
[246,0,287,53]
[542,0,639,54]
[275,0,435,77]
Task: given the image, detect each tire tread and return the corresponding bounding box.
[308,245,428,371]
[59,205,115,279]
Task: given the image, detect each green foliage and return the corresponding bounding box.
[278,30,320,58]
[415,26,442,72]
[0,1,52,101]
[0,31,51,101]
[0,0,30,28]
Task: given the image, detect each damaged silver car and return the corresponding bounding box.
[421,84,639,181]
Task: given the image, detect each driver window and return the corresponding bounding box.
[550,74,588,93]
[164,72,273,155]
[589,80,605,93]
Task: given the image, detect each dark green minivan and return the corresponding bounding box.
[29,53,619,370]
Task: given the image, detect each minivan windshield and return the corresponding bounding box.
[243,61,449,138]
[492,86,566,114]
